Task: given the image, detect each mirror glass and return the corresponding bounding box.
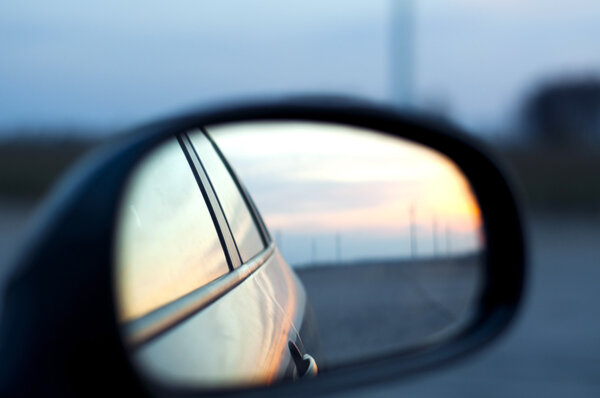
[114,121,484,389]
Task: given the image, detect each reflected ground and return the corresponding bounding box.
[296,253,482,366]
[348,214,600,398]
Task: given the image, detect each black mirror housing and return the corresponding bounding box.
[0,98,525,397]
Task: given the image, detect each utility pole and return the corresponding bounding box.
[390,0,414,108]
[410,204,417,258]
[432,215,438,257]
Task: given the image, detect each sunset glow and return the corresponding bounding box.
[210,121,483,262]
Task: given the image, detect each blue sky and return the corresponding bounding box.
[1,1,600,136]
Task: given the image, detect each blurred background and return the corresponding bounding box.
[1,0,599,396]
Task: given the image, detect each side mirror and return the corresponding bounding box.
[0,99,525,397]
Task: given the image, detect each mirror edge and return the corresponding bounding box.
[0,97,526,397]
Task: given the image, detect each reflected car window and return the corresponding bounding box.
[115,137,229,321]
[188,130,265,263]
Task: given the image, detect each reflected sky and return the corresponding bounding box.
[210,122,482,265]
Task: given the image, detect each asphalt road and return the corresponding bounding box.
[296,255,482,366]
[345,214,600,398]
[0,203,599,397]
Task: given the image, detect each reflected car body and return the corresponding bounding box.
[116,129,320,387]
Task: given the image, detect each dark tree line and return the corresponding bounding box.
[521,76,600,145]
